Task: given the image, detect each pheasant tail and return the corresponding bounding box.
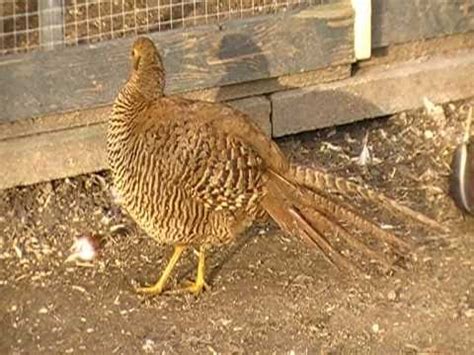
[261,168,418,272]
[290,165,447,232]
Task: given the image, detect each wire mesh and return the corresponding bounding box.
[1,0,328,56]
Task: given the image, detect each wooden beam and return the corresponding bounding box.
[351,0,372,59]
[0,123,106,190]
[7,30,471,142]
[181,64,351,103]
[0,64,350,142]
[372,0,474,48]
[0,3,354,124]
[271,49,474,137]
[358,32,474,70]
[3,48,474,190]
[0,2,4,54]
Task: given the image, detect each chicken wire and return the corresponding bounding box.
[0,0,329,56]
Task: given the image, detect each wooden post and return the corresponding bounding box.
[0,2,4,54]
[351,0,372,60]
[38,0,65,50]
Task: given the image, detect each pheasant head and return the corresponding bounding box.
[127,36,165,100]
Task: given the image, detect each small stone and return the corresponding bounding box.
[464,309,474,318]
[142,339,156,353]
[38,307,48,314]
[424,130,434,139]
[372,323,380,333]
[100,215,111,226]
[387,290,397,301]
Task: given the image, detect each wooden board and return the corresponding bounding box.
[3,49,474,189]
[272,49,474,137]
[359,32,474,70]
[0,64,350,142]
[0,3,354,124]
[182,64,351,103]
[372,0,474,48]
[0,123,107,189]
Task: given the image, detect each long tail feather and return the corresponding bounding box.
[297,204,395,270]
[261,192,357,272]
[288,207,359,273]
[262,174,406,272]
[270,170,411,252]
[297,187,411,252]
[290,165,447,233]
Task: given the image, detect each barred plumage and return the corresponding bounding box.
[107,37,445,296]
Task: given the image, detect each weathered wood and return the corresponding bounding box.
[359,32,474,70]
[3,48,474,189]
[182,65,351,103]
[0,65,350,142]
[372,0,474,48]
[0,105,111,142]
[0,3,4,54]
[0,96,271,190]
[272,49,474,137]
[0,3,354,124]
[0,123,106,190]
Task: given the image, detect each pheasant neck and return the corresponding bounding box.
[129,63,165,101]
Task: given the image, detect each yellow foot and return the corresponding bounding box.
[169,279,209,296]
[135,245,187,297]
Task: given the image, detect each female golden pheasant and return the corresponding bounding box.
[108,37,444,296]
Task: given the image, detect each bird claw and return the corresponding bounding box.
[135,284,165,296]
[136,279,209,297]
[168,279,209,296]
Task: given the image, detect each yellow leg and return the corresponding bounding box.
[171,245,208,296]
[136,244,186,295]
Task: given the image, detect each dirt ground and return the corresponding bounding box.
[1,99,473,353]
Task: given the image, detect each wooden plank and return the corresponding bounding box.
[181,64,351,103]
[0,3,354,124]
[0,123,107,190]
[0,3,4,53]
[272,49,474,137]
[0,96,271,190]
[372,0,474,48]
[0,64,350,142]
[359,32,474,70]
[0,105,111,142]
[4,48,474,190]
[351,0,372,59]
